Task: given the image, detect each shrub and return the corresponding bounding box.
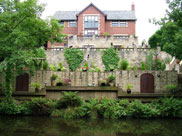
[31,82,42,90]
[153,58,166,70]
[141,61,146,70]
[22,98,54,116]
[119,59,129,70]
[59,61,66,71]
[102,47,120,71]
[50,74,58,81]
[42,60,48,70]
[64,48,84,71]
[166,84,177,93]
[108,74,115,83]
[97,98,119,119]
[0,99,22,115]
[56,92,83,109]
[157,97,182,117]
[94,67,101,72]
[49,64,58,71]
[125,83,133,90]
[146,51,153,70]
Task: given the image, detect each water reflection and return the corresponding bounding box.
[0,117,181,136]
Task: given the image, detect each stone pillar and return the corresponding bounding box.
[175,64,180,73]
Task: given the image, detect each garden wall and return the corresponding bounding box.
[30,70,177,94]
[46,47,170,71]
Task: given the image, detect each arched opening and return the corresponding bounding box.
[140,73,154,93]
[16,73,29,91]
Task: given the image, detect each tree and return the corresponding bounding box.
[0,0,65,100]
[148,29,163,49]
[148,0,182,59]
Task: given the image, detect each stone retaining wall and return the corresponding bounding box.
[46,47,171,71]
[30,70,177,94]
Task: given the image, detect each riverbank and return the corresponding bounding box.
[0,92,182,119]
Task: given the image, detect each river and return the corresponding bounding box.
[0,117,182,136]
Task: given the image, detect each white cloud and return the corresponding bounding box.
[40,0,168,44]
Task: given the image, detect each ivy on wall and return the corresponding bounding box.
[102,47,120,71]
[64,48,84,71]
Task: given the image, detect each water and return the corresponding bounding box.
[0,117,182,136]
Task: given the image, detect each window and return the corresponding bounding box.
[112,22,118,27]
[120,22,127,27]
[84,29,98,36]
[84,15,98,36]
[59,21,64,26]
[69,21,77,27]
[84,15,98,29]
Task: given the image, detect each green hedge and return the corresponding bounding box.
[1,94,182,119]
[64,48,84,71]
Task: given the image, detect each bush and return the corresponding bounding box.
[102,47,120,71]
[64,48,84,71]
[108,74,115,83]
[156,97,182,117]
[56,92,83,109]
[43,60,48,70]
[119,59,129,70]
[0,99,22,115]
[141,61,146,70]
[22,98,54,116]
[49,64,58,71]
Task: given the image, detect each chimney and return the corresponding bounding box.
[131,3,135,11]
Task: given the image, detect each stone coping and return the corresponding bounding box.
[118,93,182,98]
[0,91,46,96]
[46,86,119,92]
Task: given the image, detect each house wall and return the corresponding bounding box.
[105,21,136,35]
[77,5,106,36]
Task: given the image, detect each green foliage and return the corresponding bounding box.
[148,29,163,49]
[166,84,177,92]
[0,99,22,115]
[50,74,58,81]
[125,83,133,90]
[104,32,109,37]
[149,0,182,59]
[108,74,115,83]
[59,61,66,71]
[119,59,129,70]
[22,98,53,115]
[146,51,153,70]
[56,92,83,109]
[94,67,101,72]
[64,48,84,71]
[132,65,138,71]
[49,64,58,71]
[82,61,89,71]
[153,58,166,70]
[31,82,42,90]
[0,0,65,98]
[42,60,48,70]
[155,97,182,117]
[102,47,120,71]
[141,61,146,70]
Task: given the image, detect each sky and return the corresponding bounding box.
[40,0,168,44]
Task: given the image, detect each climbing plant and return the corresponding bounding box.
[102,47,120,71]
[64,48,84,71]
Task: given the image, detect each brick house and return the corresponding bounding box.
[48,3,138,48]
